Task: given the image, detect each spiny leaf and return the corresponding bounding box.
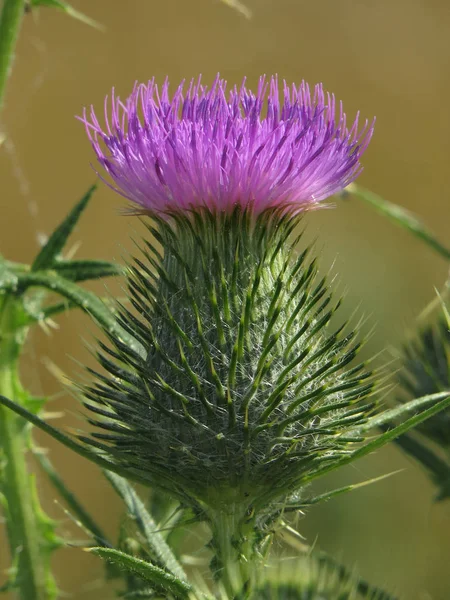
[0,393,152,487]
[0,393,194,505]
[51,259,124,282]
[358,391,450,432]
[390,307,450,498]
[314,553,399,600]
[2,270,143,355]
[104,471,187,580]
[88,548,192,599]
[31,185,96,272]
[300,392,450,488]
[287,470,402,508]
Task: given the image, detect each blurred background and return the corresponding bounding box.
[1,0,450,597]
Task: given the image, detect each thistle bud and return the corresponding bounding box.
[397,315,450,449]
[250,557,391,600]
[82,209,374,514]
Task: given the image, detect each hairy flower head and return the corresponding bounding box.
[80,75,374,215]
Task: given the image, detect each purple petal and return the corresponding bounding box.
[78,75,374,216]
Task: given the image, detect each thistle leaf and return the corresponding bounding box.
[31,185,96,272]
[104,471,187,581]
[290,470,402,508]
[358,391,450,432]
[0,394,153,488]
[28,297,120,323]
[51,259,124,282]
[298,391,450,489]
[312,552,399,600]
[88,548,192,599]
[3,270,143,355]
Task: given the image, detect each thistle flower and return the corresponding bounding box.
[80,75,374,215]
[79,76,375,595]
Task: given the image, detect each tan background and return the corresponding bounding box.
[1,0,450,597]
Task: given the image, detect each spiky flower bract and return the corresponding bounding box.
[80,75,374,215]
[397,316,450,448]
[248,558,393,600]
[81,208,375,513]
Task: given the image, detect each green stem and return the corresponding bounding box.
[0,294,53,599]
[208,505,256,599]
[0,0,26,113]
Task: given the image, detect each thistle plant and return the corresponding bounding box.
[2,59,450,598]
[14,75,431,597]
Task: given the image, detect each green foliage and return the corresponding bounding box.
[104,471,187,581]
[0,186,136,351]
[0,187,123,599]
[0,0,27,112]
[0,295,59,599]
[51,258,124,282]
[31,185,97,271]
[0,392,155,485]
[89,547,192,599]
[3,201,450,598]
[8,269,140,352]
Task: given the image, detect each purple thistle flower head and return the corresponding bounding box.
[80,75,374,216]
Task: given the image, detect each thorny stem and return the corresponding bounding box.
[0,294,52,599]
[208,504,257,599]
[0,0,26,114]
